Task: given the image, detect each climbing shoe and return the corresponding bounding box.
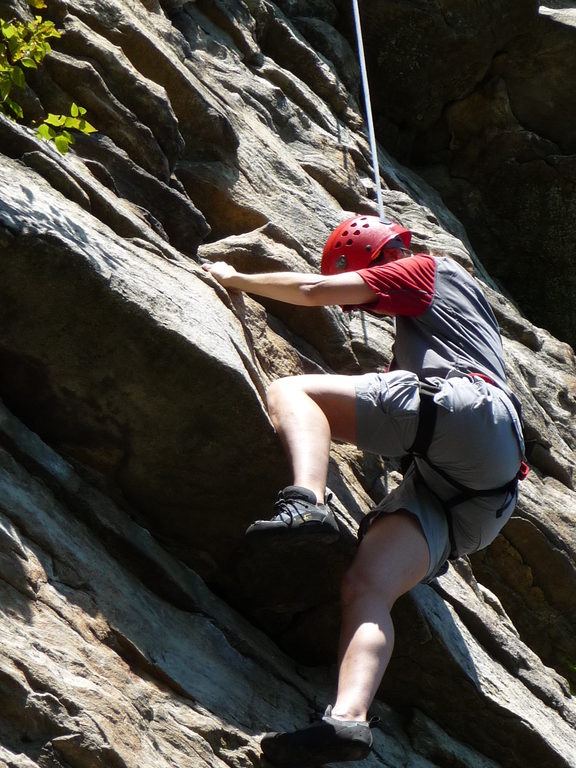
[260,706,374,766]
[245,486,340,544]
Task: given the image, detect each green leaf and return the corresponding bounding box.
[58,106,97,135]
[5,96,23,118]
[36,21,60,41]
[10,66,25,88]
[36,122,54,139]
[44,112,66,127]
[0,77,11,101]
[28,0,48,9]
[32,46,47,63]
[54,132,73,153]
[9,39,25,60]
[0,12,92,144]
[78,119,97,135]
[2,24,17,40]
[63,115,80,129]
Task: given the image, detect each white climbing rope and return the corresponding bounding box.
[352,0,389,342]
[351,0,385,222]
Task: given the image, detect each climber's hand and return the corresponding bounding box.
[202,260,239,287]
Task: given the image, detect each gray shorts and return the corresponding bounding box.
[355,371,524,581]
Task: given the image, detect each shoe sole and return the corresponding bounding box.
[245,524,340,546]
[261,737,371,766]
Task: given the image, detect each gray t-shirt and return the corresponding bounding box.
[357,254,512,397]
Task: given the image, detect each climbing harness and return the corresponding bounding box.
[409,378,530,559]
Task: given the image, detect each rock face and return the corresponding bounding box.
[0,1,574,767]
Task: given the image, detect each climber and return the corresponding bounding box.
[202,215,526,766]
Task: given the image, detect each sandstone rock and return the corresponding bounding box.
[385,569,576,767]
[334,0,539,140]
[0,157,289,581]
[0,397,317,766]
[55,13,186,169]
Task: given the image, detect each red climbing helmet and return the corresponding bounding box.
[321,215,411,275]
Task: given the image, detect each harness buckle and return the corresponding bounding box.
[518,460,530,481]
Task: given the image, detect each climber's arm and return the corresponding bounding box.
[203,261,376,307]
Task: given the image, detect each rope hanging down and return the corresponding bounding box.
[351,0,385,222]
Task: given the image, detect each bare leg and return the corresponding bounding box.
[332,512,430,720]
[266,375,358,503]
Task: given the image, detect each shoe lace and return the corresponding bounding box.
[273,496,311,524]
[272,490,335,524]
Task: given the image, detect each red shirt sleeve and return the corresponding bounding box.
[354,253,436,316]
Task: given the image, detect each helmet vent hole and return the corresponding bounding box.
[346,239,353,246]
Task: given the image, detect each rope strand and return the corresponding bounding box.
[351,0,385,222]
